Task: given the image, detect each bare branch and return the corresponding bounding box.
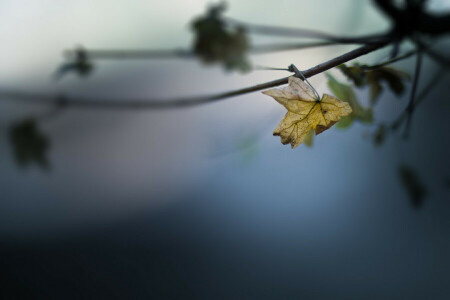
[403,51,422,138]
[391,66,446,130]
[224,17,390,44]
[64,41,340,61]
[1,42,388,110]
[414,39,450,67]
[363,49,417,70]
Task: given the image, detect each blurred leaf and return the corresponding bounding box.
[304,129,315,147]
[367,76,383,104]
[326,74,373,127]
[335,115,354,129]
[337,63,366,87]
[398,165,427,209]
[373,124,387,146]
[366,67,410,105]
[8,118,50,170]
[237,133,259,162]
[191,4,250,72]
[337,63,410,106]
[54,47,93,80]
[262,76,352,148]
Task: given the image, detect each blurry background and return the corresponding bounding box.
[0,0,449,298]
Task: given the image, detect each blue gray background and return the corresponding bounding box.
[0,0,449,298]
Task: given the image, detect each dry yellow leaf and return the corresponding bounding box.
[263,76,352,148]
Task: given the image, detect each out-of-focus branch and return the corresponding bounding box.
[224,17,391,44]
[63,41,341,61]
[403,51,423,138]
[363,49,417,70]
[373,0,450,36]
[413,39,450,67]
[391,66,446,131]
[0,42,388,110]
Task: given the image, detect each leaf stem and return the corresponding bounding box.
[288,64,321,100]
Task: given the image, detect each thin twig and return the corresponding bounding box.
[253,65,290,71]
[224,17,391,44]
[288,64,321,100]
[1,42,388,110]
[65,49,195,60]
[363,49,417,70]
[391,66,446,130]
[414,39,450,67]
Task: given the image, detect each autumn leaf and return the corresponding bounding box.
[262,76,352,148]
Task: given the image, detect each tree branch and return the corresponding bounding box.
[224,17,391,44]
[64,41,344,61]
[1,42,388,110]
[403,51,422,138]
[362,48,417,70]
[414,39,450,67]
[391,66,446,131]
[374,0,450,36]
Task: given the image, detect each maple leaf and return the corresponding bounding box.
[263,76,352,148]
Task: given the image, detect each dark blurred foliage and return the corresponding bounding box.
[337,63,410,106]
[8,118,50,170]
[373,124,387,146]
[191,3,251,72]
[398,164,427,208]
[54,47,93,80]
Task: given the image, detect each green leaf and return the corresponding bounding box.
[304,129,315,147]
[337,63,366,87]
[237,133,259,162]
[366,67,410,105]
[337,63,410,106]
[335,115,354,129]
[326,73,373,126]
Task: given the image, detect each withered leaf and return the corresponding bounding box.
[263,76,352,148]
